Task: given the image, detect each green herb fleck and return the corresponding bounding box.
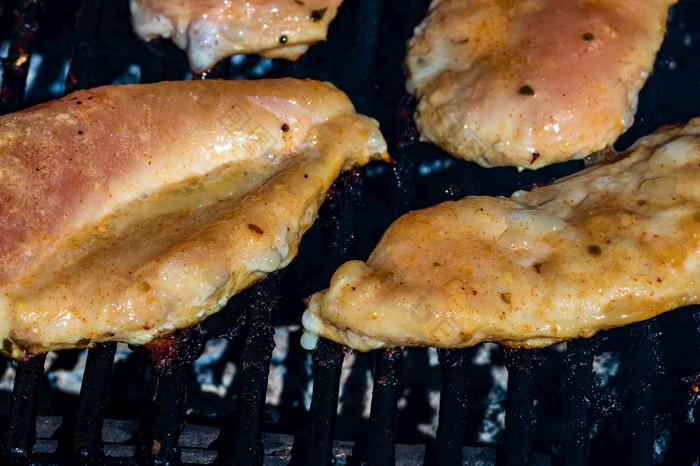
[77,338,91,348]
[2,338,13,354]
[432,262,442,267]
[500,292,512,304]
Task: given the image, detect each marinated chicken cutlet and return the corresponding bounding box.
[302,119,700,351]
[0,78,387,359]
[405,0,676,169]
[131,0,343,72]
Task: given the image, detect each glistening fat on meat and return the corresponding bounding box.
[405,0,677,169]
[131,0,343,72]
[302,119,700,351]
[0,78,388,359]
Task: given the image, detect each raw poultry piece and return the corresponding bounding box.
[302,118,700,351]
[405,0,676,169]
[0,78,387,359]
[131,0,343,72]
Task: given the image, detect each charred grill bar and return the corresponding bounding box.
[1,0,700,465]
[561,336,602,466]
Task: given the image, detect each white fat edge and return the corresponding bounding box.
[646,136,697,170]
[130,0,174,41]
[186,20,223,73]
[498,206,567,251]
[244,229,292,275]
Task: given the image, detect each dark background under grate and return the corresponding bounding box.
[1,0,700,464]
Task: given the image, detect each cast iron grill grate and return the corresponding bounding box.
[0,0,699,465]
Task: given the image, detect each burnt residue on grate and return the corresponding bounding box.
[1,0,700,465]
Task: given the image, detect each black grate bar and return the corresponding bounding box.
[304,338,346,466]
[628,321,658,466]
[64,0,104,93]
[2,354,46,465]
[303,167,364,465]
[561,336,602,466]
[146,362,190,465]
[229,274,280,465]
[502,347,544,466]
[0,0,37,114]
[366,347,403,466]
[144,328,204,465]
[390,99,419,218]
[339,0,382,115]
[322,168,364,269]
[435,347,474,465]
[71,342,117,464]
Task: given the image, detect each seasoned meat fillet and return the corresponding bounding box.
[131,0,342,72]
[405,0,676,169]
[302,119,700,351]
[0,78,387,359]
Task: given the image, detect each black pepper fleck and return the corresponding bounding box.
[248,223,264,234]
[281,123,290,132]
[519,85,535,96]
[587,245,602,256]
[583,32,594,41]
[279,35,288,44]
[311,7,327,21]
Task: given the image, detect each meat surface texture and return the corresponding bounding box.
[131,0,342,72]
[0,78,387,358]
[302,119,700,351]
[405,0,676,169]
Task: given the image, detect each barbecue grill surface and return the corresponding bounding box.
[0,0,699,465]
